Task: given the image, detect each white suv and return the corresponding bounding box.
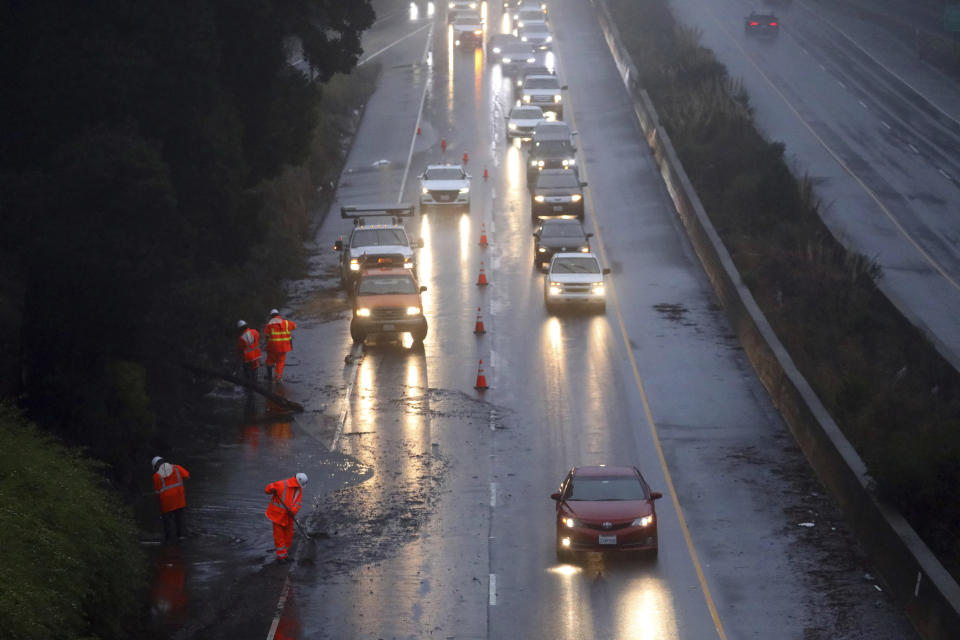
[521,74,566,119]
[544,252,610,312]
[419,164,471,210]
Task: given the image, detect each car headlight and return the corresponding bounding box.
[493,46,502,54]
[406,306,422,315]
[422,187,429,194]
[403,262,414,269]
[534,195,545,203]
[522,95,531,103]
[537,160,544,167]
[518,20,524,27]
[592,282,605,295]
[571,193,582,202]
[530,159,538,167]
[469,1,476,7]
[563,517,577,528]
[356,307,371,317]
[538,246,547,252]
[521,36,528,41]
[474,29,482,35]
[580,246,589,253]
[554,94,562,103]
[448,1,455,7]
[526,57,536,63]
[632,515,654,527]
[349,259,360,271]
[548,283,562,295]
[502,56,512,63]
[545,36,552,42]
[459,186,470,193]
[561,159,570,167]
[508,122,518,130]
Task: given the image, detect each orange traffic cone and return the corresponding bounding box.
[483,167,488,179]
[479,223,488,247]
[417,126,421,135]
[474,359,489,390]
[476,261,489,286]
[441,138,447,153]
[474,307,486,335]
[463,151,469,164]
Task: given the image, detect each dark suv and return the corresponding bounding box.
[533,218,592,270]
[745,11,779,36]
[530,169,586,221]
[527,139,577,185]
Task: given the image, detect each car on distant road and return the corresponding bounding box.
[551,465,663,561]
[530,169,586,222]
[447,0,479,21]
[532,218,591,269]
[744,11,779,36]
[527,138,577,184]
[518,23,553,51]
[544,252,609,312]
[521,74,565,118]
[452,12,484,46]
[507,105,545,141]
[532,120,575,145]
[419,164,471,210]
[350,267,428,344]
[514,4,547,27]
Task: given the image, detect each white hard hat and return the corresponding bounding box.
[270,308,280,316]
[237,320,247,328]
[296,472,308,487]
[151,456,163,468]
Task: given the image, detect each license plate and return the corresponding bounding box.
[382,323,395,331]
[553,205,564,212]
[598,535,617,545]
[438,195,451,201]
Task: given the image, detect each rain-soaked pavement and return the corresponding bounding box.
[139,0,922,638]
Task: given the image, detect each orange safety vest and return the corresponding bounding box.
[265,477,302,526]
[153,464,189,513]
[264,317,296,353]
[237,327,261,363]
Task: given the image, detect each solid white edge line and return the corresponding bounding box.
[398,20,436,202]
[489,573,497,606]
[360,22,432,67]
[490,481,497,507]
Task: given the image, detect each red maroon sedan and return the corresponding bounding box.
[550,465,663,562]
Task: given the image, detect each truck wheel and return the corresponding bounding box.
[350,324,366,343]
[412,322,428,344]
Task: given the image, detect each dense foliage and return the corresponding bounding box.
[0,0,375,487]
[607,0,960,575]
[0,404,146,639]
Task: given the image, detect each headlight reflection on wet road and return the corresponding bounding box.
[617,576,677,640]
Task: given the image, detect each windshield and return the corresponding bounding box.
[511,107,543,119]
[357,275,418,296]
[536,173,578,188]
[533,140,574,155]
[541,222,584,237]
[525,77,559,89]
[424,167,465,180]
[351,228,409,248]
[524,26,550,35]
[566,477,645,501]
[552,257,600,274]
[518,10,543,22]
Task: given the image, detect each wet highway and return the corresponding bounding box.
[669,0,960,369]
[146,1,920,638]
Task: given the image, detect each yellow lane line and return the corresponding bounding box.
[556,22,729,640]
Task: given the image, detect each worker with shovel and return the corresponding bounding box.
[265,472,308,563]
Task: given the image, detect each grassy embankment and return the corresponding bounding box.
[607,0,960,578]
[0,63,380,639]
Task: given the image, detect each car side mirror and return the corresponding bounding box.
[533,232,539,237]
[586,233,593,239]
[572,131,578,136]
[333,239,343,251]
[650,491,663,500]
[602,267,611,275]
[550,492,561,501]
[466,173,472,180]
[419,285,427,292]
[416,238,425,248]
[561,85,568,90]
[417,174,423,179]
[580,182,588,188]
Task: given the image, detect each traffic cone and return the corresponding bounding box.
[483,167,488,179]
[463,151,469,164]
[479,223,488,247]
[476,261,489,286]
[474,359,489,390]
[417,126,421,135]
[441,138,447,153]
[474,307,486,335]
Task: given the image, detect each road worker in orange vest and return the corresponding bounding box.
[265,472,308,563]
[152,456,190,542]
[263,309,296,383]
[236,320,261,383]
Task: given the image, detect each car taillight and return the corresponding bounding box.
[769,21,777,26]
[749,21,759,25]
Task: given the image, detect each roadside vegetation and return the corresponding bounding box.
[607,0,960,578]
[0,1,380,635]
[0,404,146,640]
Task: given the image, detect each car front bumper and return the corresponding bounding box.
[351,316,427,335]
[557,523,658,553]
[421,191,470,206]
[532,200,583,218]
